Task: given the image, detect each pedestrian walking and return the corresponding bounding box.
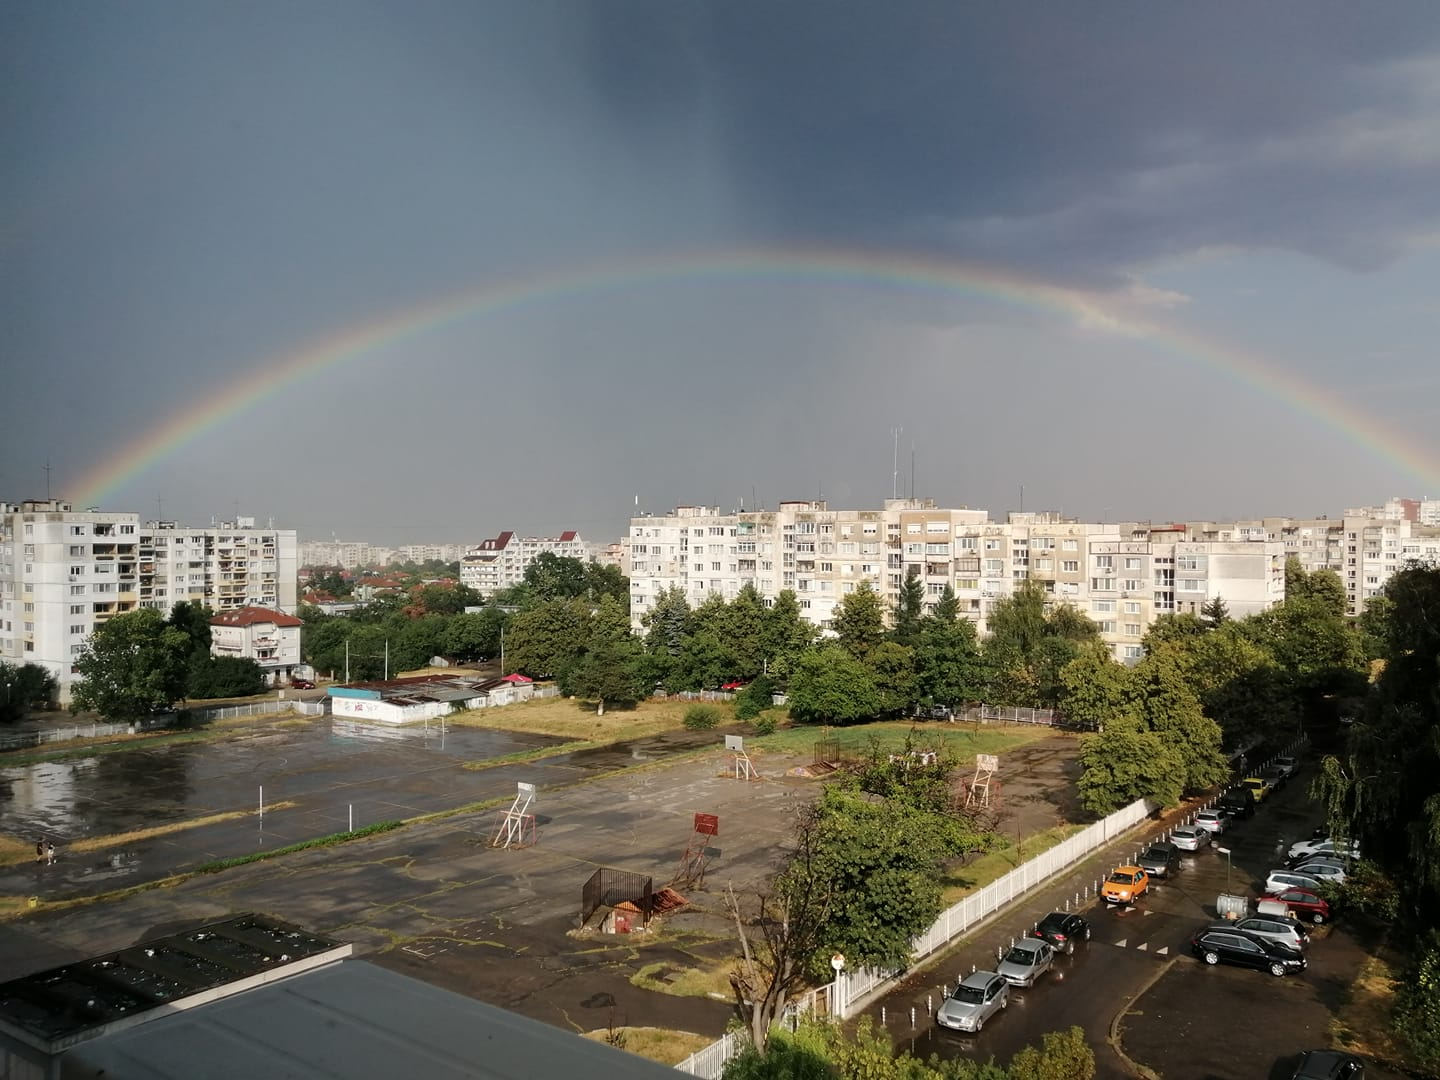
[45,840,55,865]
[35,839,45,864]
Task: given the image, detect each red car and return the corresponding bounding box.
[1260,887,1331,924]
[721,681,749,691]
[291,679,316,690]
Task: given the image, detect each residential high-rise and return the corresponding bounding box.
[0,500,297,703]
[459,530,594,597]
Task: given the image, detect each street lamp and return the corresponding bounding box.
[1215,845,1233,895]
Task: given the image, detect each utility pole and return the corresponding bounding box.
[384,639,389,681]
[891,426,903,499]
[345,640,350,682]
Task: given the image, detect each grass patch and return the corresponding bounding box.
[1330,948,1407,1066]
[460,740,594,770]
[193,820,405,873]
[0,804,299,867]
[940,823,1089,902]
[0,713,318,767]
[750,720,1057,762]
[631,960,736,1000]
[447,696,711,742]
[582,1027,715,1065]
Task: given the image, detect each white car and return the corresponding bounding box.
[1287,837,1360,863]
[1170,825,1211,852]
[1271,755,1300,778]
[1194,809,1227,835]
[1266,869,1325,895]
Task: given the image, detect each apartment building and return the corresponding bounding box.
[459,530,594,597]
[628,500,1288,664]
[0,501,297,703]
[209,606,304,685]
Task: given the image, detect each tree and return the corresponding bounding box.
[787,645,881,725]
[167,601,214,654]
[1008,1026,1095,1080]
[1199,595,1229,628]
[1077,721,1183,815]
[1125,645,1229,795]
[725,583,770,680]
[866,641,918,717]
[1140,612,1207,651]
[405,581,483,616]
[762,590,817,682]
[568,597,646,713]
[1284,557,1347,614]
[1057,646,1131,731]
[583,561,630,604]
[891,569,925,648]
[0,662,58,724]
[503,597,591,679]
[914,592,985,709]
[522,552,590,602]
[831,581,886,661]
[186,655,266,699]
[441,608,504,662]
[71,609,191,722]
[983,582,1099,706]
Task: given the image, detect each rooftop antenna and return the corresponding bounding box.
[891,426,903,499]
[156,493,164,520]
[43,459,52,501]
[752,485,758,512]
[1020,484,1024,513]
[910,441,916,499]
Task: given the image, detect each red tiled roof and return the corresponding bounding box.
[474,531,514,552]
[210,606,303,628]
[558,530,577,542]
[501,673,533,684]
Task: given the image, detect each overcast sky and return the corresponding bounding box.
[5,2,1440,545]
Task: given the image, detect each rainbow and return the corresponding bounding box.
[71,248,1440,504]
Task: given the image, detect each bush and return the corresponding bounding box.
[683,704,722,731]
[734,675,776,721]
[750,713,778,736]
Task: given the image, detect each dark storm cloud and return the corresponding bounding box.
[579,2,1440,276]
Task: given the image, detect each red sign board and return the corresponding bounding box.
[693,813,720,837]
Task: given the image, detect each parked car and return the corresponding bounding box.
[1102,865,1150,904]
[1243,776,1273,803]
[1260,887,1332,924]
[1289,858,1348,884]
[1288,837,1361,863]
[936,971,1009,1032]
[1218,786,1256,819]
[1205,914,1309,952]
[1170,825,1211,852]
[1190,927,1307,977]
[1194,809,1227,835]
[1290,1049,1366,1079]
[1266,869,1325,895]
[1272,755,1301,779]
[1138,842,1181,878]
[1031,911,1090,955]
[291,679,316,690]
[1259,764,1288,791]
[996,938,1055,988]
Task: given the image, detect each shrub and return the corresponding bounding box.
[750,713,778,736]
[734,675,776,721]
[683,704,722,731]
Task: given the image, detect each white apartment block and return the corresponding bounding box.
[298,540,386,569]
[0,501,297,704]
[628,500,1289,664]
[459,530,594,597]
[210,606,304,685]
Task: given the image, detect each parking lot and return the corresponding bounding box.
[866,760,1404,1079]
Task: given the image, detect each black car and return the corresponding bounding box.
[1217,786,1256,819]
[1137,842,1181,878]
[1290,1049,1365,1079]
[1030,911,1090,955]
[1191,927,1306,977]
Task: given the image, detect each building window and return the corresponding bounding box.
[1091,578,1115,591]
[70,585,85,596]
[1124,602,1140,614]
[1123,645,1143,660]
[1062,560,1079,573]
[1094,555,1113,569]
[1063,539,1078,551]
[1177,555,1200,571]
[1099,620,1117,633]
[1093,600,1115,613]
[70,604,85,615]
[1125,623,1142,636]
[70,624,85,635]
[1124,557,1143,570]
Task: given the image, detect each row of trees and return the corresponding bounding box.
[71,604,267,722]
[0,662,58,724]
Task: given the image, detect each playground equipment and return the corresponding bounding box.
[491,781,538,849]
[964,753,998,808]
[674,812,720,888]
[726,734,760,781]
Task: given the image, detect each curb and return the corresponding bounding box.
[1109,954,1176,1080]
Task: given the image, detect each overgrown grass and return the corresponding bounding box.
[193,820,404,873]
[939,823,1088,902]
[1330,947,1407,1067]
[582,1027,715,1065]
[447,696,719,742]
[631,959,736,1000]
[750,720,1057,761]
[460,741,594,770]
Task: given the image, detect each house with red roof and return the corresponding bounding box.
[210,606,304,686]
[458,529,594,597]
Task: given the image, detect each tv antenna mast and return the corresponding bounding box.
[891,426,903,499]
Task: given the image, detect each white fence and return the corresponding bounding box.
[188,699,328,722]
[674,795,1153,1078]
[960,704,1062,726]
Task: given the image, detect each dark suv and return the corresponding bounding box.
[1218,786,1256,819]
[1030,911,1090,955]
[1191,927,1306,977]
[1137,842,1181,878]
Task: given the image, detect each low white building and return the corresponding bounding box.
[209,606,304,685]
[328,674,534,724]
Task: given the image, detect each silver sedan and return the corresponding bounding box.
[1170,825,1211,852]
[996,938,1055,988]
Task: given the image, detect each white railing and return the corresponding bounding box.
[674,795,1154,1077]
[963,704,1062,726]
